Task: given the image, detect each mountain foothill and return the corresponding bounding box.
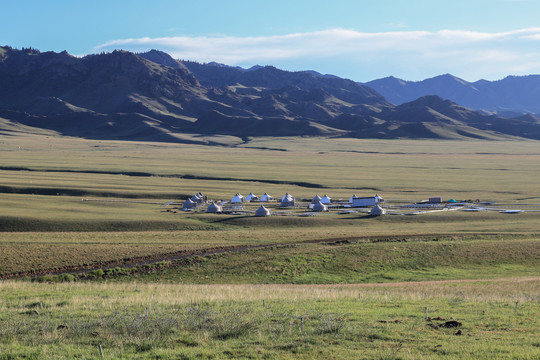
[1,45,539,142]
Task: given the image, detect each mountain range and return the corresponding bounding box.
[366,74,540,116]
[1,45,539,142]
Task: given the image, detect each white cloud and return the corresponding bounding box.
[93,28,540,81]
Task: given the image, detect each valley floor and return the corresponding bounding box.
[0,134,539,358]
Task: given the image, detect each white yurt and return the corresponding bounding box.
[231,193,244,203]
[312,195,322,204]
[246,193,258,202]
[182,198,197,210]
[255,205,271,217]
[370,204,386,216]
[349,194,357,203]
[191,193,203,204]
[206,202,222,213]
[320,194,331,204]
[312,200,327,212]
[280,193,295,207]
[375,194,384,203]
[260,193,272,202]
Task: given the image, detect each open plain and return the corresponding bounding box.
[1,132,539,358]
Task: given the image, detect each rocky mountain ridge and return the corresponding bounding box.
[1,46,539,142]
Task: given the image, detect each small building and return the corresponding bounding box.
[312,195,322,204]
[255,205,271,217]
[260,193,272,202]
[312,200,327,212]
[246,193,258,202]
[206,202,222,213]
[429,197,442,203]
[182,198,197,210]
[231,193,244,203]
[280,193,295,207]
[351,194,384,207]
[320,194,331,204]
[370,204,386,216]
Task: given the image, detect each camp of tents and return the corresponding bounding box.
[175,191,394,217]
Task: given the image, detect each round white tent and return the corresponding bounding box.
[312,200,327,212]
[312,195,322,204]
[349,194,357,203]
[320,194,331,204]
[260,193,272,202]
[255,205,271,217]
[191,193,203,204]
[280,193,295,207]
[231,193,244,203]
[182,198,197,210]
[370,204,386,216]
[206,202,222,213]
[246,193,258,202]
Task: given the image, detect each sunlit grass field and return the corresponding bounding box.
[1,133,539,358]
[2,134,540,201]
[1,133,539,276]
[1,278,539,359]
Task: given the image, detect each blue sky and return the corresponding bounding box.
[3,0,540,82]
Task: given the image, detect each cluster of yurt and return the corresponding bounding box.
[177,190,386,216]
[312,194,332,204]
[192,193,206,203]
[281,193,295,207]
[231,192,274,203]
[182,198,196,210]
[182,192,206,210]
[310,195,327,211]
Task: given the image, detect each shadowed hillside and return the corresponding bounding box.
[1,46,540,141]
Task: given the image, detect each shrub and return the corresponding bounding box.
[88,269,105,279]
[58,273,76,282]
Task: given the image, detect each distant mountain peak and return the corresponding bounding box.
[431,73,469,85]
[207,61,230,68]
[246,65,263,71]
[367,73,540,114]
[137,49,186,70]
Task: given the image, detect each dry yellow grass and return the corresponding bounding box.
[1,134,540,201]
[1,277,538,308]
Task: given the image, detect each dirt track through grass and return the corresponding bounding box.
[2,233,537,283]
[0,233,440,279]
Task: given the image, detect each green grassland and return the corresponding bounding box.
[1,278,539,359]
[1,210,539,277]
[1,133,540,358]
[124,236,540,284]
[0,133,539,277]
